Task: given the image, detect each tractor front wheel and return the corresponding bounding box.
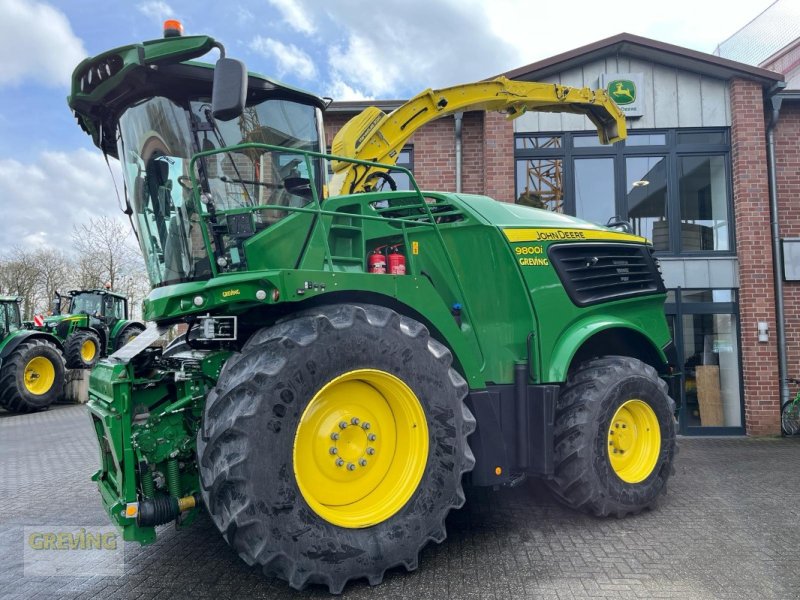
[0,339,65,413]
[197,304,475,593]
[547,356,676,517]
[64,330,101,369]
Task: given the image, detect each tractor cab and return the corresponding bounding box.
[0,297,22,338]
[67,290,127,323]
[67,32,327,290]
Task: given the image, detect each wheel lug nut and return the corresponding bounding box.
[366,447,375,455]
[361,422,370,430]
[351,417,360,426]
[615,423,620,428]
[331,432,339,441]
[336,458,344,467]
[368,434,376,441]
[359,459,367,467]
[347,463,356,471]
[339,421,348,429]
[329,447,338,455]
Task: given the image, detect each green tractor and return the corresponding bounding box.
[68,28,678,593]
[36,289,145,369]
[0,296,65,413]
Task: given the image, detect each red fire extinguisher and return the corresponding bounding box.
[368,249,387,274]
[388,246,406,275]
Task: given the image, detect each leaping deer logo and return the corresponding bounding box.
[609,80,636,105]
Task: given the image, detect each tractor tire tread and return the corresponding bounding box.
[197,304,474,594]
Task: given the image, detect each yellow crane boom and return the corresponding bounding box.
[329,76,627,196]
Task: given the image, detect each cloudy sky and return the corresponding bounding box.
[0,0,777,253]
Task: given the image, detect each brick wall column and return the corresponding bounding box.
[483,112,515,203]
[730,78,780,435]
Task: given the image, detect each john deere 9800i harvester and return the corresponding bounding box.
[68,24,677,593]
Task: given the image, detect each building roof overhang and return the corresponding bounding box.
[502,32,783,86]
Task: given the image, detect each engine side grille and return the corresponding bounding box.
[548,243,665,307]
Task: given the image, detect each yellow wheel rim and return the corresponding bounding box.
[80,339,97,362]
[293,369,429,528]
[24,356,56,395]
[608,399,661,484]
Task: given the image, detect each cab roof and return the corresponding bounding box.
[68,34,325,157]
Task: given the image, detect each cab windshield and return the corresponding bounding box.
[117,94,323,287]
[71,293,103,315]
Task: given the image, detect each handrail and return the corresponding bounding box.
[187,143,440,278]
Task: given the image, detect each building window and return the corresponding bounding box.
[678,155,729,251]
[387,147,414,191]
[574,158,614,226]
[515,158,563,211]
[513,128,733,256]
[626,156,668,245]
[327,145,414,191]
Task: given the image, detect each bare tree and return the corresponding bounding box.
[71,216,140,290]
[33,248,71,314]
[0,248,41,319]
[71,216,149,320]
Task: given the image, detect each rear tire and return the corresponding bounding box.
[197,304,475,593]
[781,400,800,436]
[116,324,145,351]
[547,356,676,517]
[64,330,101,369]
[0,339,65,413]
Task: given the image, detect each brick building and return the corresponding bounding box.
[328,19,800,436]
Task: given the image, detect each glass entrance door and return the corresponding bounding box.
[664,289,745,435]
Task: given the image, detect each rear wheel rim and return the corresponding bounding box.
[783,403,800,435]
[24,356,55,395]
[80,339,96,362]
[293,369,429,528]
[607,399,661,483]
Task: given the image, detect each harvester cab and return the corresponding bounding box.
[0,296,65,413]
[40,289,144,369]
[67,23,677,594]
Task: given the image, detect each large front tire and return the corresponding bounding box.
[0,339,65,413]
[197,304,475,593]
[547,356,676,517]
[64,330,101,369]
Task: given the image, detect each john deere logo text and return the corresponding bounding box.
[608,80,636,105]
[222,289,241,298]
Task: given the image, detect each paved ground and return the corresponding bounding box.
[1,405,800,599]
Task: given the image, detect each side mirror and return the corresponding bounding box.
[606,215,632,233]
[212,58,247,121]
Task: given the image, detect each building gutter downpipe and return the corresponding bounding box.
[766,82,788,414]
[454,112,463,193]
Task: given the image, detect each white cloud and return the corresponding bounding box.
[0,0,86,87]
[251,36,317,80]
[138,0,174,25]
[325,77,374,102]
[268,0,316,35]
[310,0,518,98]
[0,149,127,253]
[479,0,776,68]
